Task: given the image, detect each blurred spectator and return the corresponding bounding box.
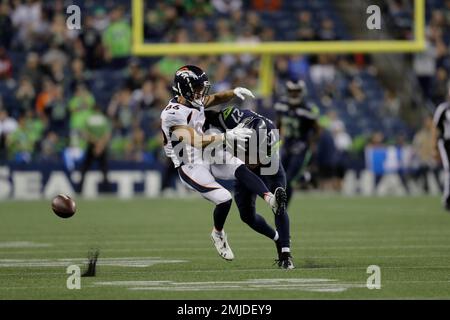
[412,116,440,193]
[35,77,55,115]
[103,6,131,67]
[310,55,335,86]
[107,87,135,136]
[20,52,43,91]
[125,126,146,162]
[11,0,44,49]
[15,76,36,115]
[0,109,18,161]
[297,11,315,41]
[413,30,438,99]
[131,79,156,111]
[184,0,213,17]
[78,15,104,69]
[382,89,401,117]
[212,0,242,14]
[331,121,352,191]
[125,59,145,90]
[68,58,90,92]
[216,19,234,42]
[431,67,450,105]
[6,110,43,163]
[0,47,12,80]
[43,84,68,136]
[318,18,339,41]
[78,105,112,193]
[93,7,109,32]
[0,2,13,49]
[368,132,385,148]
[252,0,281,11]
[69,84,96,150]
[39,131,62,162]
[445,0,450,24]
[347,79,366,103]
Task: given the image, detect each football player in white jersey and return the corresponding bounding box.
[160,65,287,261]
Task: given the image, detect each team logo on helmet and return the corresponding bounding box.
[176,68,200,80]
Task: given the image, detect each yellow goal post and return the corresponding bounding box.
[131,0,426,97]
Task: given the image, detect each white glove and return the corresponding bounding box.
[223,123,253,151]
[233,87,255,100]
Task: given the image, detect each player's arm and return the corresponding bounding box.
[205,87,255,108]
[171,124,251,149]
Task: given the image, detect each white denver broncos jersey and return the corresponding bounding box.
[160,98,206,167]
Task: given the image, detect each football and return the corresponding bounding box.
[51,194,76,219]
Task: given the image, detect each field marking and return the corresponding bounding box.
[1,264,450,277]
[1,280,449,291]
[0,257,186,268]
[95,278,366,293]
[3,245,450,255]
[0,242,52,248]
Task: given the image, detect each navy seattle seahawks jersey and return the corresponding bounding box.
[204,106,279,164]
[205,105,275,132]
[274,99,319,145]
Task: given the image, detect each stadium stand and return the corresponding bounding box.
[0,0,449,191]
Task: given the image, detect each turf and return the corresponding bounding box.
[0,195,450,299]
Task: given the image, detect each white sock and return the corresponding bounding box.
[273,231,279,241]
[281,247,290,253]
[263,192,274,205]
[214,228,224,235]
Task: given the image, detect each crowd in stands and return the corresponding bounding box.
[0,0,448,193]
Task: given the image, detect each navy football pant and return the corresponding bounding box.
[234,164,291,248]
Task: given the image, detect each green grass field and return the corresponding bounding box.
[1,195,450,300]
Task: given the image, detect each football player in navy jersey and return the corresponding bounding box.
[275,80,321,207]
[205,105,294,269]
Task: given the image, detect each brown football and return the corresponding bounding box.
[52,194,76,218]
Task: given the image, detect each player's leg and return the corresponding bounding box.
[178,164,234,260]
[234,180,278,240]
[262,164,294,269]
[211,151,286,215]
[438,140,450,210]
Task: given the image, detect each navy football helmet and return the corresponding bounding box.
[173,65,211,108]
[286,79,307,105]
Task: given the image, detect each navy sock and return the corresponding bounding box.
[213,199,232,231]
[275,210,290,248]
[235,165,270,199]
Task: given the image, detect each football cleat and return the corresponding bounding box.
[271,187,287,216]
[211,230,234,261]
[276,252,295,270]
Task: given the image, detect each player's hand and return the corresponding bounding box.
[233,87,255,100]
[223,123,253,151]
[226,123,253,143]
